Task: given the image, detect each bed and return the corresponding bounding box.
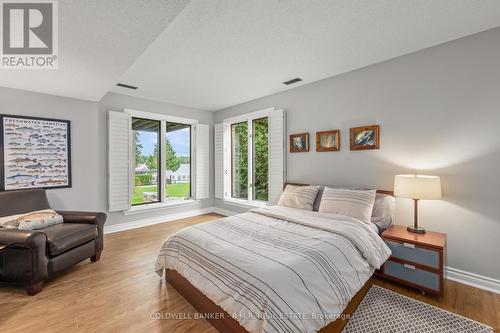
[155,187,392,333]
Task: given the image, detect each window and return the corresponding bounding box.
[218,108,284,205]
[166,122,191,202]
[128,112,197,207]
[231,121,248,199]
[108,110,210,213]
[221,108,282,205]
[231,119,266,201]
[252,117,268,201]
[132,118,160,206]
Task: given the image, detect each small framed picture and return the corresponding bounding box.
[350,125,380,150]
[316,130,340,152]
[290,133,309,153]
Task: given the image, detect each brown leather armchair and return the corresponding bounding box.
[0,189,106,295]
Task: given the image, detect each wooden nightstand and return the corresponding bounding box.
[377,225,447,296]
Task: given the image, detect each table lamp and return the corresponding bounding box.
[394,175,441,234]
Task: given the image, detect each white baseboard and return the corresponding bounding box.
[210,206,239,217]
[445,266,500,294]
[104,207,500,294]
[104,206,237,234]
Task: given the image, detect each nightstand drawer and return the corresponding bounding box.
[385,239,440,269]
[384,260,440,292]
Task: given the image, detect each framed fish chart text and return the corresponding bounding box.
[0,115,72,191]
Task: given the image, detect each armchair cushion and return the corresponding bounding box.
[40,223,98,257]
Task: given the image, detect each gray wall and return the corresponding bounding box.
[0,87,101,211]
[97,92,214,226]
[214,28,500,281]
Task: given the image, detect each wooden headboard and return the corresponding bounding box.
[284,182,394,196]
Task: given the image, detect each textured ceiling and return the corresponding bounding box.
[1,1,500,110]
[112,0,500,111]
[0,0,190,101]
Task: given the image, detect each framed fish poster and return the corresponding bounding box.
[0,115,72,191]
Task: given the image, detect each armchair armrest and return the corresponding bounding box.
[56,211,107,227]
[0,229,49,287]
[0,229,46,248]
[56,211,107,255]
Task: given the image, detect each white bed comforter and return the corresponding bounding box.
[155,206,391,333]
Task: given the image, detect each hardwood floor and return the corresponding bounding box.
[1,213,498,333]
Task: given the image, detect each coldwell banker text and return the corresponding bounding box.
[1,0,58,69]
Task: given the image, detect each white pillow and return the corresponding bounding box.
[0,213,24,228]
[0,209,63,230]
[371,193,395,230]
[278,185,320,211]
[318,187,376,224]
[312,185,364,212]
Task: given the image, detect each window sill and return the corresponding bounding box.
[220,199,269,210]
[123,199,199,216]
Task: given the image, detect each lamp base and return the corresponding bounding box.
[407,226,426,234]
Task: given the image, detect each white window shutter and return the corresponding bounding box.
[268,109,286,204]
[195,123,210,199]
[214,123,224,199]
[222,123,231,200]
[108,111,131,212]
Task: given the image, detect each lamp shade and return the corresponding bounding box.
[394,175,441,200]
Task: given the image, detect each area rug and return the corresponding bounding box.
[342,285,494,333]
